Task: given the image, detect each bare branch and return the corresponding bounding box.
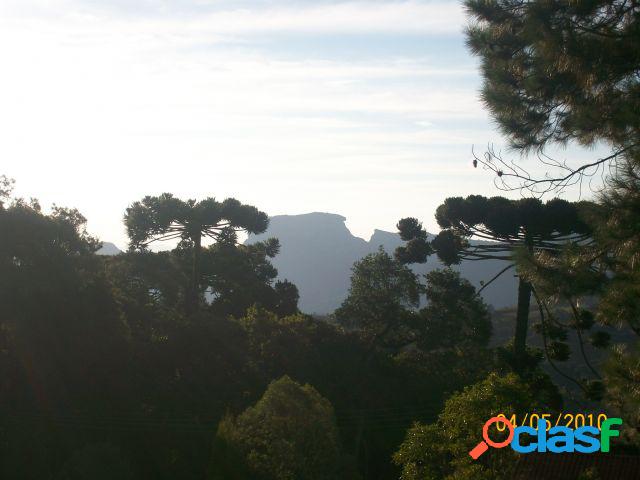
[472,144,637,196]
[476,264,515,295]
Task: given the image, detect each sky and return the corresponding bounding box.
[0,0,605,248]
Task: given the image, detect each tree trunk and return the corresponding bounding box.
[513,238,535,371]
[514,276,532,371]
[187,233,202,315]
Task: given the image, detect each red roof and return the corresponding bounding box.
[513,453,640,479]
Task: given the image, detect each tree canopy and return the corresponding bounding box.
[125,194,269,250]
[397,195,595,370]
[335,248,421,350]
[213,376,356,480]
[418,269,492,351]
[124,194,270,312]
[465,0,640,192]
[394,372,552,480]
[466,0,639,151]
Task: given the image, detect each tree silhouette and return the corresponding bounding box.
[198,238,299,317]
[124,194,268,313]
[396,195,594,370]
[273,280,300,317]
[462,0,640,408]
[335,248,421,351]
[418,268,492,352]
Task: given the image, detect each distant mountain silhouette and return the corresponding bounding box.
[97,242,122,256]
[247,212,518,314]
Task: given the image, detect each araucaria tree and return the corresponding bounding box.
[396,196,594,370]
[124,194,269,313]
[464,0,640,421]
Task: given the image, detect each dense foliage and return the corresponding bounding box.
[213,376,356,480]
[465,0,639,151]
[394,373,552,480]
[396,196,594,371]
[1,185,490,479]
[466,0,640,446]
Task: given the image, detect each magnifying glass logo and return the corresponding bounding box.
[469,416,515,459]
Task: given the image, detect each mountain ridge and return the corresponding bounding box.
[247,212,518,314]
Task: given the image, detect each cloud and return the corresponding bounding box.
[180,1,464,36]
[1,1,465,36]
[0,0,503,246]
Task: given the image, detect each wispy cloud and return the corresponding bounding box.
[168,1,464,35]
[0,1,506,243]
[2,1,465,35]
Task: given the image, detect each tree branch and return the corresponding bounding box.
[532,287,588,394]
[473,144,637,196]
[476,263,515,295]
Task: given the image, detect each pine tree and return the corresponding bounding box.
[466,0,639,151]
[465,0,640,192]
[464,0,640,425]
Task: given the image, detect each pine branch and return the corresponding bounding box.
[568,299,602,380]
[532,287,588,394]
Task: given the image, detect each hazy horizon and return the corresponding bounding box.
[1,0,607,248]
